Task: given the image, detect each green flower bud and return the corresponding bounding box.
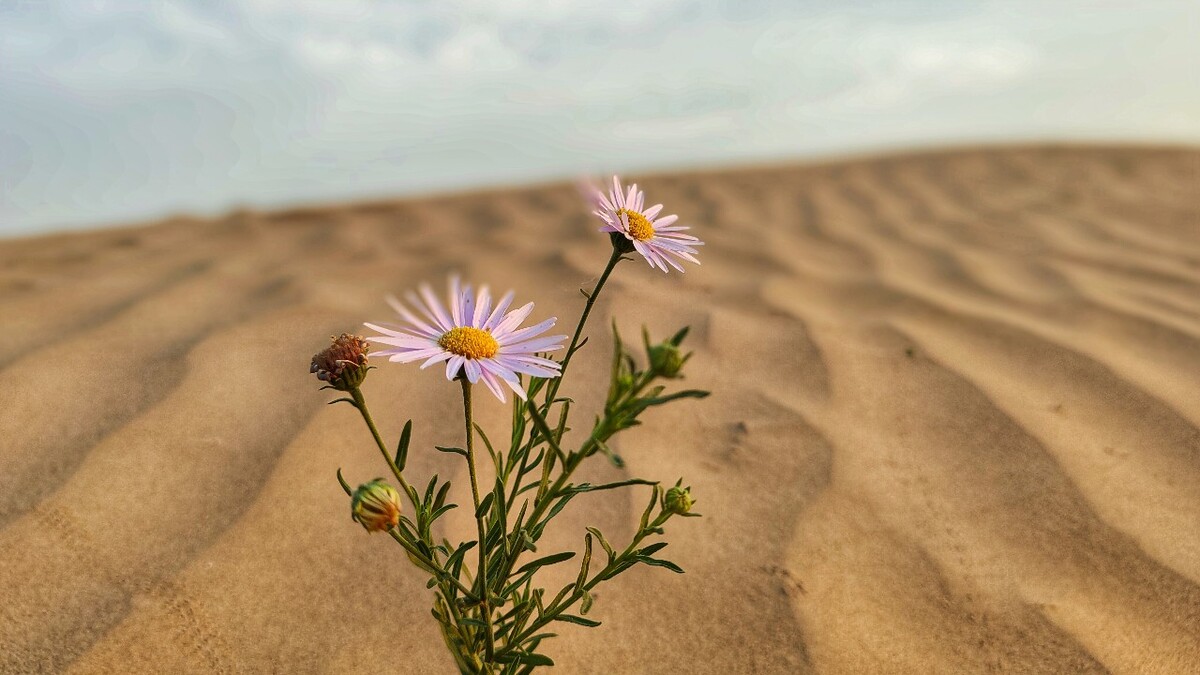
[351,479,401,533]
[311,333,370,391]
[648,342,686,379]
[663,484,695,516]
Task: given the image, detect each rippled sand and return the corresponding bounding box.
[1,145,1197,674]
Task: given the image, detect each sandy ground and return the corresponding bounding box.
[0,145,1198,674]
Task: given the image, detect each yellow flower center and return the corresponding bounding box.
[619,208,655,241]
[438,326,499,360]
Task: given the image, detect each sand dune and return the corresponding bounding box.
[1,145,1197,673]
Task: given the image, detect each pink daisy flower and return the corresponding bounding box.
[365,277,566,402]
[594,176,703,273]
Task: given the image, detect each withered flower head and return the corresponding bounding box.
[311,333,370,391]
[351,478,402,533]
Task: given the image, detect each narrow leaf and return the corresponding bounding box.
[568,478,657,494]
[554,614,601,628]
[475,492,495,519]
[514,551,575,576]
[434,445,469,458]
[395,419,413,470]
[585,527,615,564]
[423,475,439,508]
[639,557,685,574]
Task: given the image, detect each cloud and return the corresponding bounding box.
[0,0,1196,235]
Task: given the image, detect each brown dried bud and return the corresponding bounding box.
[311,333,370,391]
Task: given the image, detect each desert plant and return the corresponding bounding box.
[313,177,705,673]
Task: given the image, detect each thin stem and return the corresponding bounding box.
[349,387,415,504]
[503,512,671,651]
[386,529,476,598]
[542,247,622,409]
[460,379,496,662]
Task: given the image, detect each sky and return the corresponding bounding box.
[1,0,1197,237]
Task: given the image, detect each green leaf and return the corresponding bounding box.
[669,325,691,346]
[496,652,555,667]
[475,492,495,519]
[402,482,421,513]
[395,419,413,471]
[639,485,660,533]
[335,468,352,497]
[577,533,593,589]
[638,556,685,574]
[580,591,594,615]
[554,614,601,627]
[514,551,575,576]
[433,480,452,511]
[423,475,439,508]
[567,478,657,494]
[518,449,545,478]
[640,389,710,407]
[428,503,458,523]
[446,541,477,573]
[532,493,578,539]
[526,632,558,645]
[474,422,501,472]
[490,479,508,526]
[598,559,637,582]
[434,445,468,458]
[639,542,668,557]
[585,527,615,564]
[524,401,567,466]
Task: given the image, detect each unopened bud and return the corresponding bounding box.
[648,342,686,378]
[351,479,401,533]
[311,333,370,391]
[663,484,695,516]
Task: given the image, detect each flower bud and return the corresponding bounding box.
[351,478,401,533]
[311,333,370,391]
[663,484,695,516]
[648,342,686,379]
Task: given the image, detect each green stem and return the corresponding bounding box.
[386,529,476,598]
[349,387,415,506]
[460,379,496,662]
[503,512,670,650]
[542,247,622,409]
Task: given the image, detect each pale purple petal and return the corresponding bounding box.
[501,334,568,353]
[483,290,515,331]
[385,296,441,337]
[492,302,535,336]
[463,359,482,383]
[472,285,491,328]
[496,317,556,346]
[445,355,465,381]
[420,352,452,368]
[479,368,506,402]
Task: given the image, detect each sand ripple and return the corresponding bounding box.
[1,145,1197,673]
